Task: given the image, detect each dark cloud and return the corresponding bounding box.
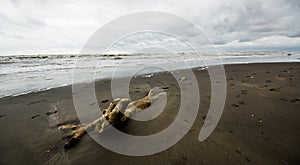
[288,33,300,38]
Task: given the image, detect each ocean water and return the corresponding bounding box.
[0,51,299,98]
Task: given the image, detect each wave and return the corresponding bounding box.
[0,51,299,99]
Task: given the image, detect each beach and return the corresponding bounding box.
[0,62,299,164]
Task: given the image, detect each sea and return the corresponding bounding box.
[0,51,299,98]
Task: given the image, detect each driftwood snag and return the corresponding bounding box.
[59,88,166,149]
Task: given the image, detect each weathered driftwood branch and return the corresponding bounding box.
[59,88,166,149]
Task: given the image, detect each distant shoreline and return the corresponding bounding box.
[0,50,299,57]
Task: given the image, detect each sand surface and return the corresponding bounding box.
[0,62,299,164]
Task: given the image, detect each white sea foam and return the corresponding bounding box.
[0,51,299,98]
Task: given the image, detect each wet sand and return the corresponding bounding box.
[0,62,299,164]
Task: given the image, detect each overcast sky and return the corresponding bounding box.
[0,0,300,55]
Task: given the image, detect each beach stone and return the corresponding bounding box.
[180,77,187,81]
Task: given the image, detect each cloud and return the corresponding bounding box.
[205,0,300,45]
[0,0,299,55]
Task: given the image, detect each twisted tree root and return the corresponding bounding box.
[59,88,166,149]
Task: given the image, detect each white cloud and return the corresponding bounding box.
[0,0,299,55]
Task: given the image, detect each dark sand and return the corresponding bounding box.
[0,63,299,164]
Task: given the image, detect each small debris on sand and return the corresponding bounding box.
[228,130,234,134]
[46,111,58,115]
[197,66,208,71]
[162,86,169,90]
[241,90,248,94]
[180,77,187,81]
[101,99,109,103]
[266,80,272,83]
[189,128,196,133]
[31,115,40,119]
[269,88,281,92]
[142,74,154,78]
[232,103,239,107]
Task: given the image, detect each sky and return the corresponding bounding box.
[0,0,300,55]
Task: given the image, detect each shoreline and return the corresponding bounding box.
[0,62,299,164]
[1,61,299,100]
